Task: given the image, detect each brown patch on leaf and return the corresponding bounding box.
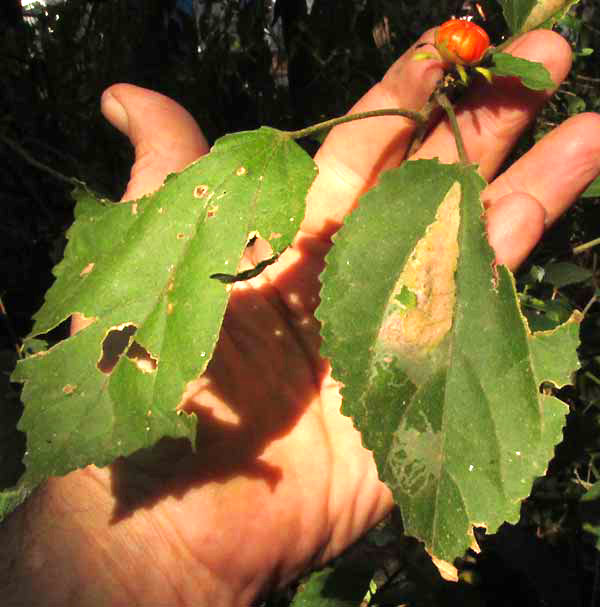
[194,184,210,198]
[62,384,76,394]
[80,262,95,277]
[131,202,138,215]
[207,205,219,218]
[431,555,458,582]
[236,166,248,176]
[379,181,461,360]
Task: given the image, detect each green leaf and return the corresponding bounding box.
[500,0,538,33]
[566,94,586,115]
[579,481,600,549]
[489,53,555,90]
[11,127,317,493]
[317,159,580,563]
[543,261,593,288]
[290,566,374,607]
[576,48,594,58]
[519,294,573,331]
[500,0,580,33]
[581,177,600,198]
[0,484,32,521]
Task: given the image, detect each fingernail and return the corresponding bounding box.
[101,90,129,136]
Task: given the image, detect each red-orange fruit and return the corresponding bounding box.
[434,19,490,65]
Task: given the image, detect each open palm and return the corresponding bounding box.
[7,28,600,607]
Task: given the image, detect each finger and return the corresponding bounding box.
[486,192,545,270]
[101,83,210,201]
[413,30,573,180]
[301,29,445,238]
[484,112,600,228]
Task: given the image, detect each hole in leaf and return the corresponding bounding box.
[35,316,72,347]
[97,324,137,374]
[126,341,158,373]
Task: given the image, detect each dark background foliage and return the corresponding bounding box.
[1,1,600,605]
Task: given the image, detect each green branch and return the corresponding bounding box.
[436,92,468,164]
[287,108,427,140]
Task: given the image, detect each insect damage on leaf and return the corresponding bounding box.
[97,323,158,374]
[377,182,460,380]
[4,126,317,522]
[318,159,580,564]
[126,341,158,373]
[388,412,443,496]
[97,323,137,373]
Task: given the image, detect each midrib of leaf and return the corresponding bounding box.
[426,169,552,556]
[244,131,281,243]
[393,166,521,556]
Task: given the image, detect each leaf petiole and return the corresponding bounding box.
[287,108,427,140]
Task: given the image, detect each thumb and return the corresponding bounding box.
[71,84,210,336]
[101,83,210,201]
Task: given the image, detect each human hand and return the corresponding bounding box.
[4,28,600,607]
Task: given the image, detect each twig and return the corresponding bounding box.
[0,135,78,187]
[573,237,600,255]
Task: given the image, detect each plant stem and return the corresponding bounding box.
[436,91,468,164]
[0,135,78,187]
[407,96,441,157]
[573,237,600,255]
[582,296,597,318]
[287,108,426,140]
